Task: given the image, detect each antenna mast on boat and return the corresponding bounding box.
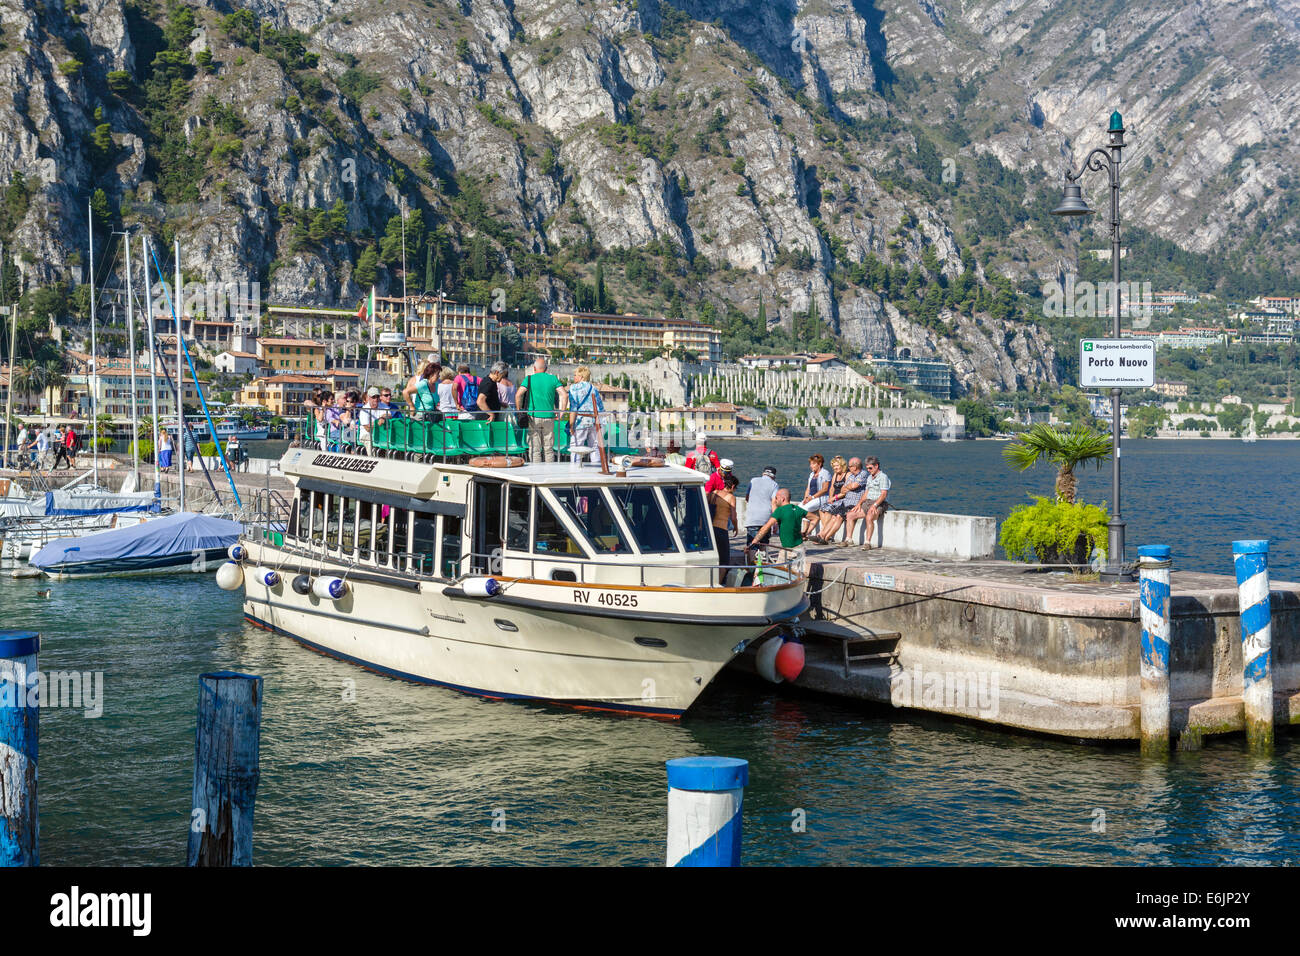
[142,235,161,504]
[88,199,99,487]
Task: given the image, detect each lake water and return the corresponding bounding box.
[10,439,1300,865]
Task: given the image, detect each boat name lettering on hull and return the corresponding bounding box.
[573,589,638,608]
[313,453,378,473]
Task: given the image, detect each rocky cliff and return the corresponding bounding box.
[1,0,1297,395]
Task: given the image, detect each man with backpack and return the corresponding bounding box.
[685,433,720,476]
[453,365,484,419]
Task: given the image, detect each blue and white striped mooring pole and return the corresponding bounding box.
[1138,545,1172,756]
[1232,540,1274,752]
[666,756,748,867]
[0,631,39,867]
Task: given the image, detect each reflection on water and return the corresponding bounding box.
[14,438,1300,865]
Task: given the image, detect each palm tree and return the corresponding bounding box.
[1003,422,1112,504]
[11,359,39,411]
[42,359,67,417]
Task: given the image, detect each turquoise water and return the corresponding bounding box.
[11,439,1300,865]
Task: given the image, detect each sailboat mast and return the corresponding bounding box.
[125,230,139,481]
[175,239,184,512]
[2,239,13,469]
[88,199,99,486]
[143,235,161,500]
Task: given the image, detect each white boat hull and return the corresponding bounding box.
[240,547,807,717]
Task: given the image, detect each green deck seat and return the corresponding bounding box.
[372,418,391,451]
[488,421,528,455]
[552,419,570,455]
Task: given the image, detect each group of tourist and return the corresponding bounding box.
[11,422,81,470]
[741,452,892,570]
[297,355,608,465]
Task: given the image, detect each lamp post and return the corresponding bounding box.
[1052,110,1130,579]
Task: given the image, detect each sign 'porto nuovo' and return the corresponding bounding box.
[1079,338,1156,388]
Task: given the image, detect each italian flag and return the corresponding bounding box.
[357,286,376,323]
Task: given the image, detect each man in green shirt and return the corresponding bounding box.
[744,489,807,573]
[514,357,566,463]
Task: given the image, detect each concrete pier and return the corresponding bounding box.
[733,545,1300,744]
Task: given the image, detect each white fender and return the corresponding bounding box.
[228,543,247,561]
[215,561,244,591]
[755,636,785,684]
[312,576,348,600]
[463,577,501,597]
[252,566,280,588]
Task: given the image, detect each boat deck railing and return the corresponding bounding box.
[249,535,804,591]
[455,549,803,590]
[295,410,655,463]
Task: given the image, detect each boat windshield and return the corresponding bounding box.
[552,486,632,555]
[606,484,677,554]
[658,484,714,553]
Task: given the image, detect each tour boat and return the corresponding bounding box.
[221,419,808,717]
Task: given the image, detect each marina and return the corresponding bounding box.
[3,438,1296,866]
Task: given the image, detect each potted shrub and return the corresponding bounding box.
[1000,422,1112,568]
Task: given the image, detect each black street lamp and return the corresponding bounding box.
[1052,110,1129,579]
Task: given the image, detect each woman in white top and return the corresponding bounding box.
[435,368,459,416]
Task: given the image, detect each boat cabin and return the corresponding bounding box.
[270,449,754,589]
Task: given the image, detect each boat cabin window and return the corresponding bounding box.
[659,484,713,552]
[440,515,463,577]
[288,490,309,538]
[534,495,586,558]
[412,515,437,576]
[552,486,631,555]
[607,485,676,554]
[505,485,531,552]
[393,508,410,563]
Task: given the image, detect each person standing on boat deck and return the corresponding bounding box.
[52,425,71,470]
[744,466,779,548]
[434,368,458,419]
[744,489,808,574]
[685,433,720,475]
[403,361,441,420]
[476,362,508,421]
[565,366,605,464]
[515,357,564,463]
[358,387,390,453]
[453,364,485,419]
[496,368,515,412]
[158,429,174,472]
[705,458,733,495]
[709,472,739,567]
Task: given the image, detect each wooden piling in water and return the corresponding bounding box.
[1138,546,1172,757]
[1232,541,1274,753]
[188,671,262,866]
[0,631,39,867]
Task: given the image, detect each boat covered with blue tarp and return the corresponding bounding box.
[30,512,242,578]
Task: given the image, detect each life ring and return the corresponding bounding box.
[467,455,525,468]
